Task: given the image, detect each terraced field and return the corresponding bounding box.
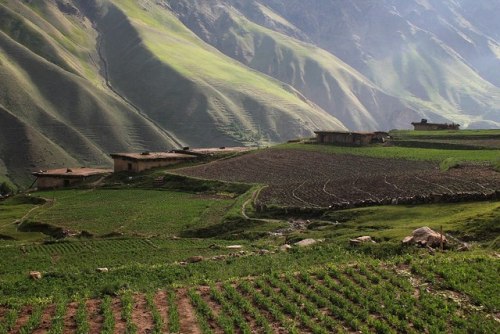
[1,258,497,334]
[177,149,500,209]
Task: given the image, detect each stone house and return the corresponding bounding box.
[314,131,384,146]
[32,168,112,189]
[411,119,460,131]
[110,152,196,173]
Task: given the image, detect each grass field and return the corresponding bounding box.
[391,129,500,138]
[29,189,236,237]
[278,142,500,162]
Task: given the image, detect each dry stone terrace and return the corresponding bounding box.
[176,149,500,209]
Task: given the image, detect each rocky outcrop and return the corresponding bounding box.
[402,227,447,248]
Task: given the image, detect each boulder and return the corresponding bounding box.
[295,238,319,247]
[226,245,243,250]
[96,267,109,273]
[280,244,292,252]
[402,227,447,248]
[29,271,42,280]
[349,236,376,245]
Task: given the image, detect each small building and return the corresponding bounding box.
[110,152,196,173]
[314,131,380,146]
[411,119,460,131]
[32,168,112,190]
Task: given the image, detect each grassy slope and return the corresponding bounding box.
[171,0,420,131]
[0,0,181,186]
[0,0,347,186]
[258,0,500,129]
[97,0,345,147]
[367,41,500,127]
[278,142,500,163]
[30,189,235,237]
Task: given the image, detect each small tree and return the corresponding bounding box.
[0,181,14,195]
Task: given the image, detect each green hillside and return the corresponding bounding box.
[0,0,346,186]
[170,0,420,130]
[2,0,500,186]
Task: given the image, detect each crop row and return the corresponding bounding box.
[24,238,156,255]
[188,263,498,334]
[1,263,496,333]
[0,289,181,334]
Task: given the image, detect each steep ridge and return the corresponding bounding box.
[169,0,421,130]
[0,0,181,186]
[91,0,345,146]
[259,0,500,128]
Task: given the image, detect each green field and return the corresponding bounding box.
[0,143,499,332]
[30,189,235,237]
[391,129,500,138]
[279,141,500,162]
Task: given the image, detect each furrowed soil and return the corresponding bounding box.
[176,149,500,208]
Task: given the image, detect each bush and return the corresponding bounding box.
[0,181,15,195]
[439,158,462,171]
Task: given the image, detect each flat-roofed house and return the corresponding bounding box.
[411,119,460,131]
[32,168,112,189]
[110,152,196,173]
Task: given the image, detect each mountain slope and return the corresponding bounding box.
[169,0,422,130]
[1,0,499,187]
[258,0,500,128]
[0,0,345,187]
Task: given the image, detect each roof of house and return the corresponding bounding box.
[110,152,196,161]
[32,167,112,178]
[314,131,376,136]
[187,147,253,154]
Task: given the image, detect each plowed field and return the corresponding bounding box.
[177,149,500,208]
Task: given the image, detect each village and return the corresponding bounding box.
[30,119,460,190]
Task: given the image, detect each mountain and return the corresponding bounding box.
[0,0,499,187]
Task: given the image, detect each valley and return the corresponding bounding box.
[0,130,499,333]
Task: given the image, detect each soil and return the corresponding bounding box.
[32,304,56,334]
[176,149,500,208]
[86,299,103,334]
[62,302,78,334]
[9,305,32,333]
[131,294,154,334]
[177,289,202,334]
[111,297,126,334]
[154,290,169,331]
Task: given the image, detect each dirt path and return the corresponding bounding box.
[177,289,201,334]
